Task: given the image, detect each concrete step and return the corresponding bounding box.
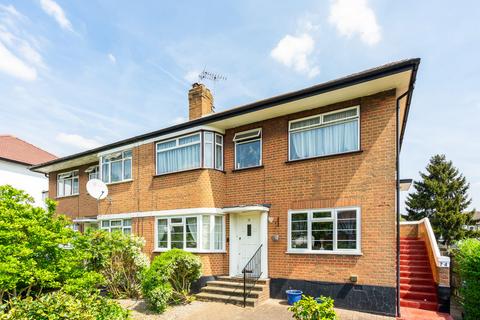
[400,259,430,267]
[196,291,257,307]
[400,265,431,273]
[216,276,269,285]
[201,285,261,298]
[400,298,438,311]
[205,280,265,291]
[400,290,437,302]
[400,277,435,286]
[400,283,436,293]
[400,271,434,279]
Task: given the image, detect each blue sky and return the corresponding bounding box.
[0,0,479,210]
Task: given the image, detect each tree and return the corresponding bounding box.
[0,185,82,301]
[405,154,477,247]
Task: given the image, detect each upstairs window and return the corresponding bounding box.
[57,170,79,197]
[233,128,262,169]
[156,131,223,175]
[289,106,359,161]
[101,150,132,183]
[86,165,99,180]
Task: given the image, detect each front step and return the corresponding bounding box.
[196,276,270,307]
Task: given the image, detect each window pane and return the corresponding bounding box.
[323,108,358,123]
[157,219,168,248]
[235,140,261,169]
[291,213,308,249]
[233,129,261,141]
[111,161,122,182]
[72,178,79,194]
[289,119,358,160]
[215,144,223,170]
[204,141,213,168]
[64,179,72,195]
[157,140,176,150]
[312,221,333,251]
[337,210,357,250]
[171,218,182,224]
[57,180,64,197]
[123,159,132,180]
[101,221,110,228]
[179,134,200,145]
[290,117,321,130]
[215,135,223,144]
[214,216,223,250]
[202,215,211,250]
[102,164,109,182]
[157,144,200,174]
[123,150,132,158]
[204,132,213,142]
[313,211,331,219]
[123,219,132,227]
[171,225,184,249]
[111,220,122,227]
[186,217,198,249]
[123,227,132,235]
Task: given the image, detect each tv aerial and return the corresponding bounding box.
[86,179,109,200]
[199,69,227,83]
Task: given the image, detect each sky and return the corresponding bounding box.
[0,0,479,211]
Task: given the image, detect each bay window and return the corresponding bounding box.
[155,214,225,252]
[101,150,132,183]
[57,170,79,197]
[156,131,223,175]
[289,106,359,161]
[288,207,360,254]
[233,128,262,169]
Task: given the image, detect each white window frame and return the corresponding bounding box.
[287,207,361,255]
[233,128,262,169]
[154,214,226,253]
[57,170,79,197]
[100,150,132,184]
[100,218,132,235]
[155,131,224,175]
[86,165,99,181]
[288,106,360,161]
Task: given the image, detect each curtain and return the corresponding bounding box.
[157,144,200,174]
[186,217,198,248]
[202,215,210,250]
[290,120,358,160]
[214,216,223,250]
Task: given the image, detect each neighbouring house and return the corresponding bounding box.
[31,59,452,317]
[464,211,480,231]
[0,135,56,207]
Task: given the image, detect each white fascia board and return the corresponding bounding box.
[97,125,225,157]
[97,207,224,220]
[222,205,270,213]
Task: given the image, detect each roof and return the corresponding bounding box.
[0,135,57,165]
[473,211,480,222]
[31,58,420,172]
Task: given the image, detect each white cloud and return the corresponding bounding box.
[40,0,73,31]
[171,116,187,125]
[0,41,36,80]
[184,70,200,83]
[270,33,319,78]
[328,0,381,45]
[56,133,102,150]
[108,53,116,64]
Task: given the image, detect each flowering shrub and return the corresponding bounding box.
[288,295,337,320]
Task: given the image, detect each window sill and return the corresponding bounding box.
[153,167,225,177]
[286,250,362,256]
[106,179,133,186]
[153,249,227,254]
[56,194,79,199]
[285,150,363,164]
[231,165,264,173]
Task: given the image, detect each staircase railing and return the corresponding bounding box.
[242,244,262,307]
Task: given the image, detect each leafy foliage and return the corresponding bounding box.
[406,154,477,246]
[73,230,149,298]
[454,239,480,320]
[142,249,201,312]
[0,289,129,320]
[288,295,337,320]
[0,185,82,301]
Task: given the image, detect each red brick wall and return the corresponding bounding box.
[50,89,397,286]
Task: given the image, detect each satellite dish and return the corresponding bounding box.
[86,179,108,200]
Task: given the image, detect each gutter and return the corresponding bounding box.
[395,60,419,317]
[30,59,420,172]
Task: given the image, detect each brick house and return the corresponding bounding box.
[31,59,421,316]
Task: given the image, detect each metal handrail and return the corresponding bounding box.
[242,244,262,307]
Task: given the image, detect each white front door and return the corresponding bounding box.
[236,213,261,275]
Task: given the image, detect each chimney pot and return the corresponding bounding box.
[188,83,214,120]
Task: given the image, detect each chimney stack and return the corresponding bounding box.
[188,83,214,120]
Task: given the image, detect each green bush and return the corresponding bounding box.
[455,238,480,320]
[142,249,201,312]
[0,289,129,320]
[288,295,337,320]
[73,230,149,298]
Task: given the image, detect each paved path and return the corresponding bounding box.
[118,299,395,320]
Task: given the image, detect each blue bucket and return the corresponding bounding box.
[286,290,303,305]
